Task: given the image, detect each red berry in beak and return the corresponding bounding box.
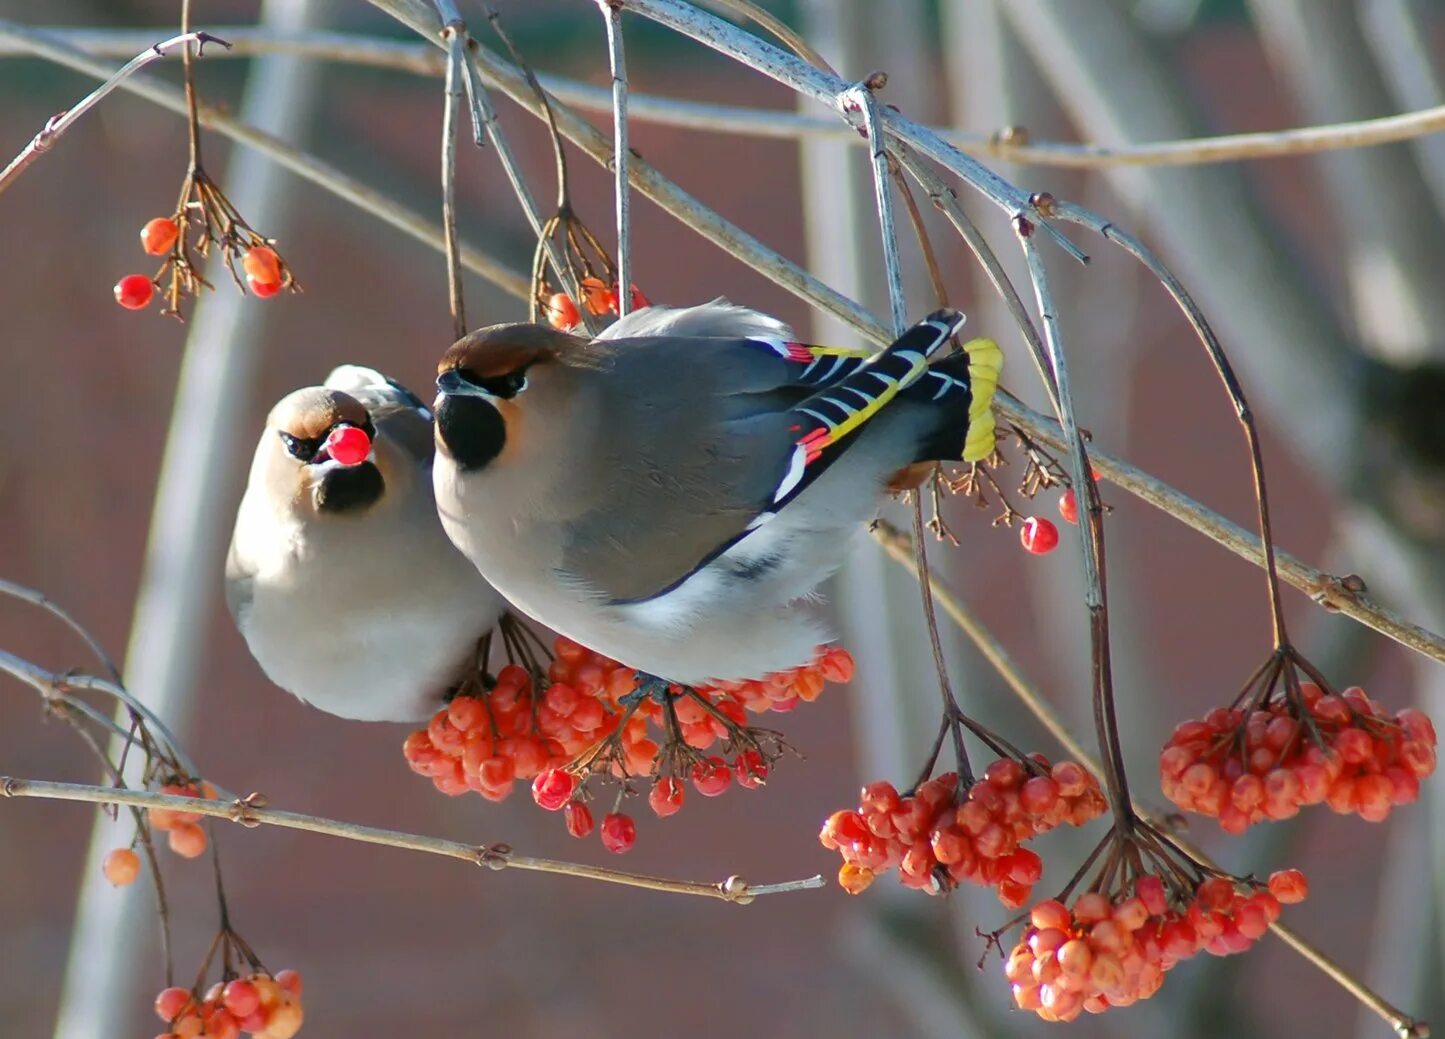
[324,425,371,466]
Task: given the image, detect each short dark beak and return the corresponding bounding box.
[436,368,493,398]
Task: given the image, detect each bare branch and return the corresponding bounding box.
[0,30,225,196]
[0,777,824,904]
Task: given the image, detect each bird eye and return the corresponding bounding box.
[460,368,528,399]
[279,430,323,462]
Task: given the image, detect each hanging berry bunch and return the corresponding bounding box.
[1161,646,1437,832]
[403,631,853,854]
[113,31,296,316]
[152,924,306,1039]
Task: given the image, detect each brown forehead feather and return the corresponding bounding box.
[268,387,370,440]
[437,322,584,377]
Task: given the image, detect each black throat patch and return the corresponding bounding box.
[435,394,506,472]
[314,462,384,514]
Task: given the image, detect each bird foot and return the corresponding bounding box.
[618,671,685,708]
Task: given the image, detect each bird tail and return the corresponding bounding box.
[903,336,1003,463]
[325,365,431,417]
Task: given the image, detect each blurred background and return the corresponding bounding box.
[2,1,1443,1037]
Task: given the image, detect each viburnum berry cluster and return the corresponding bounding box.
[993,810,1310,1023]
[151,924,304,1039]
[154,969,304,1039]
[543,276,649,331]
[820,755,1107,905]
[403,633,854,853]
[1006,866,1306,1021]
[1161,650,1438,832]
[144,778,218,860]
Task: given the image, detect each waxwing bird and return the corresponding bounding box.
[226,365,505,722]
[431,301,1001,687]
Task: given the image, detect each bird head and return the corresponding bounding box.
[433,322,582,472]
[262,387,383,515]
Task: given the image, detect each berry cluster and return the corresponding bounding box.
[115,213,292,312]
[1007,870,1306,1021]
[544,277,649,331]
[146,780,217,859]
[820,757,1107,904]
[1161,684,1437,832]
[154,969,304,1039]
[404,636,854,852]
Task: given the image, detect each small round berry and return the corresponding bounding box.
[242,245,282,284]
[545,293,580,331]
[1267,868,1309,904]
[222,980,260,1018]
[580,276,611,315]
[691,756,732,797]
[246,274,282,299]
[837,863,874,894]
[115,274,154,310]
[564,801,594,838]
[155,986,193,1021]
[531,768,576,812]
[1020,517,1059,554]
[600,811,637,854]
[323,425,371,466]
[102,847,141,886]
[167,821,207,859]
[264,1001,304,1039]
[275,969,303,999]
[1058,488,1079,525]
[140,217,180,256]
[648,777,685,818]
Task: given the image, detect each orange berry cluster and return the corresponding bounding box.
[146,780,217,860]
[404,637,854,852]
[153,969,304,1039]
[1007,870,1306,1021]
[820,757,1107,905]
[115,215,289,311]
[544,277,649,331]
[1160,685,1437,832]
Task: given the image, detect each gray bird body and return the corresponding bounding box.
[433,302,997,685]
[227,366,503,722]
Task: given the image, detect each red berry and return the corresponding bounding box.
[246,273,282,299]
[564,801,594,838]
[1267,868,1308,904]
[140,217,180,256]
[323,425,371,466]
[167,822,207,859]
[242,245,282,284]
[600,812,637,853]
[530,768,576,812]
[221,980,260,1018]
[691,756,733,797]
[275,968,303,999]
[155,986,193,1021]
[1058,488,1079,525]
[115,274,154,310]
[1019,517,1059,554]
[734,749,769,789]
[546,293,580,331]
[580,276,611,316]
[648,777,685,818]
[102,847,140,886]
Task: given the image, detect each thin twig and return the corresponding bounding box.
[0,578,121,683]
[0,19,530,300]
[0,30,225,196]
[435,2,467,339]
[601,1,633,316]
[0,777,824,904]
[23,27,1445,169]
[871,522,1427,1039]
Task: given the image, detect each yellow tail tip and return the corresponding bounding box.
[962,338,1002,461]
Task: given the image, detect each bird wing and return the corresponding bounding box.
[556,311,966,604]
